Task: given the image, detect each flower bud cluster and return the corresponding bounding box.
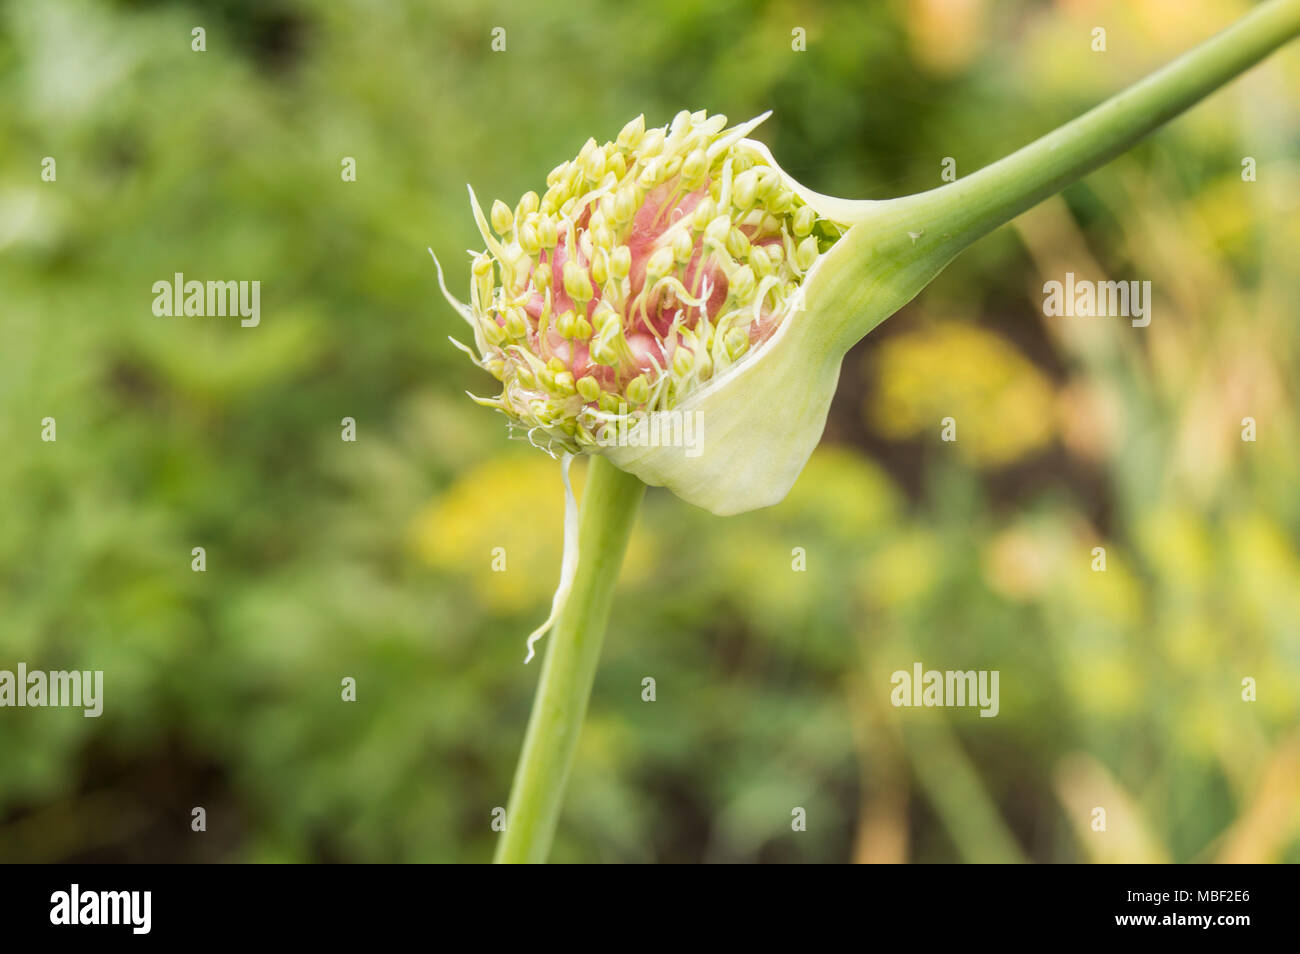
[458,110,846,453]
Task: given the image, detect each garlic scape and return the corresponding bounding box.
[447,0,1300,517]
[439,0,1300,864]
[442,108,854,513]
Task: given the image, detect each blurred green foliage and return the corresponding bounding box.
[1,0,1298,862]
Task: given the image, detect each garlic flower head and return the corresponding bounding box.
[448,110,850,459]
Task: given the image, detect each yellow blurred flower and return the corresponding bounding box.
[1056,377,1123,464]
[857,529,944,611]
[1225,512,1300,629]
[982,525,1057,601]
[1062,650,1142,718]
[866,322,1056,467]
[1065,542,1144,629]
[983,516,1144,625]
[1135,507,1214,592]
[905,0,988,76]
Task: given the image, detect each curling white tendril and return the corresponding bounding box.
[523,452,580,664]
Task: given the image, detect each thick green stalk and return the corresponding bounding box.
[828,0,1300,353]
[495,455,645,863]
[905,0,1300,256]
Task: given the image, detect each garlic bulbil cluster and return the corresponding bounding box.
[447,110,849,455]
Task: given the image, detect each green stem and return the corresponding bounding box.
[914,0,1300,255]
[494,455,646,863]
[829,0,1300,351]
